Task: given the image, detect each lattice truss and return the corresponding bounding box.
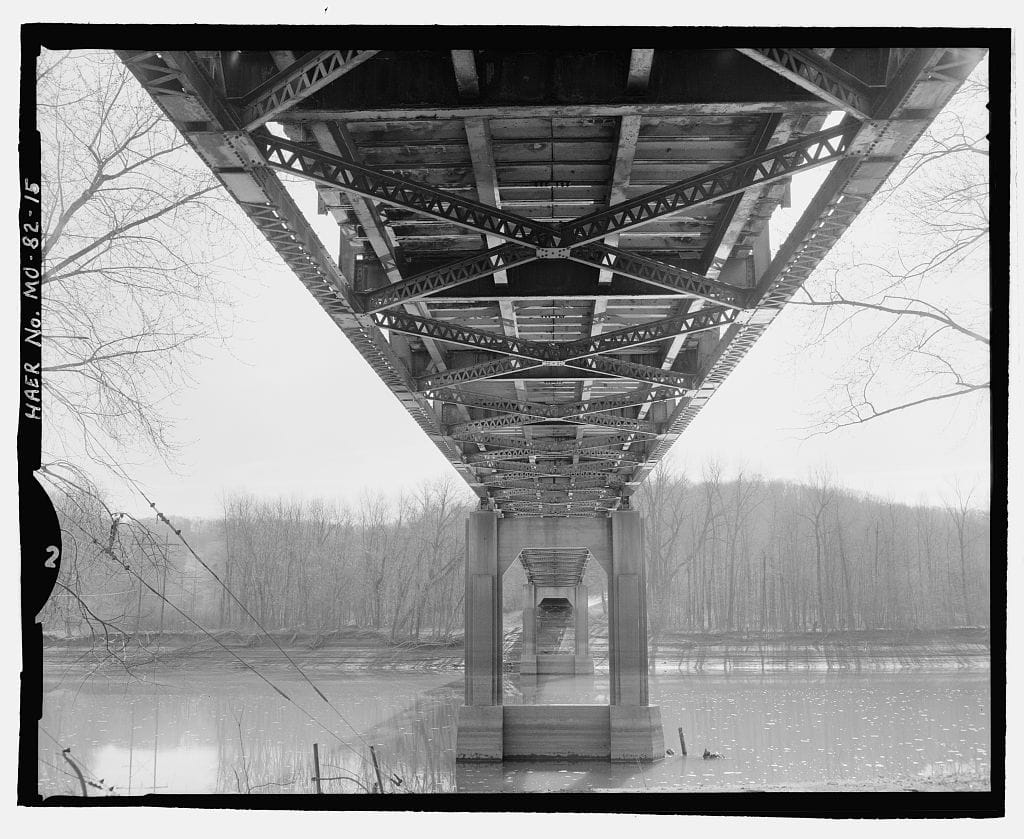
[118,46,984,517]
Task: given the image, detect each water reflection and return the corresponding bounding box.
[39,669,990,796]
[511,673,607,705]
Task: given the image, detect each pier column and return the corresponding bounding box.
[573,583,595,674]
[520,582,537,676]
[608,509,664,760]
[456,510,503,759]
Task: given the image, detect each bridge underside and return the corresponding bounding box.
[119,42,982,761]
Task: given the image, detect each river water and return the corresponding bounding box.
[38,666,990,796]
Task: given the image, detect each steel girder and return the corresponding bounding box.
[735,49,877,120]
[240,50,379,130]
[561,390,680,419]
[492,489,615,501]
[255,120,856,253]
[567,244,750,308]
[499,500,614,511]
[377,307,732,364]
[417,356,542,391]
[488,462,629,477]
[559,122,857,247]
[425,389,562,420]
[373,309,560,361]
[482,473,624,487]
[358,243,535,312]
[427,387,677,420]
[454,431,650,452]
[253,133,562,247]
[499,509,613,518]
[564,355,694,390]
[468,448,643,465]
[254,121,858,319]
[363,242,746,311]
[562,307,737,360]
[482,458,629,474]
[449,412,659,436]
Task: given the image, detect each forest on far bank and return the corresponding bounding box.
[43,467,991,660]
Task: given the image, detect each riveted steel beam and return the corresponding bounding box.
[482,473,625,488]
[358,243,536,312]
[488,461,628,477]
[500,510,611,519]
[492,489,615,501]
[432,386,677,422]
[417,356,542,391]
[449,411,659,436]
[467,447,544,463]
[372,310,557,360]
[559,388,682,419]
[481,458,629,474]
[735,49,876,120]
[425,389,562,420]
[566,356,695,390]
[563,308,737,361]
[454,431,651,452]
[450,414,548,434]
[499,498,614,509]
[568,244,750,308]
[285,101,835,122]
[252,133,561,247]
[469,447,643,465]
[240,50,379,130]
[560,122,858,247]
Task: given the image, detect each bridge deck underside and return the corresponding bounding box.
[119,45,984,519]
[520,548,590,587]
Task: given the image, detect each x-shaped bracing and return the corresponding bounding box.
[180,69,859,418]
[251,121,857,313]
[374,306,735,364]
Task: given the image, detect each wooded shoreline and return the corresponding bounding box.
[42,627,990,674]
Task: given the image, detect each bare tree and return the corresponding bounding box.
[37,461,177,672]
[792,61,989,432]
[637,464,689,660]
[38,49,262,469]
[944,484,982,627]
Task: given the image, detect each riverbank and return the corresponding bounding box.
[41,626,990,674]
[647,627,990,673]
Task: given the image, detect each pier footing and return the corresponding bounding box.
[456,703,664,761]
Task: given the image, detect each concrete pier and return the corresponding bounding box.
[520,583,594,676]
[456,509,663,762]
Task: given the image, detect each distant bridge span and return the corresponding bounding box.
[119,44,983,761]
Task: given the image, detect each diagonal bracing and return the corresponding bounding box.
[253,133,562,247]
[558,122,858,247]
[240,50,380,130]
[735,48,876,120]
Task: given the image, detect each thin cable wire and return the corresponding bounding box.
[38,724,105,785]
[46,434,406,787]
[44,480,374,771]
[38,756,120,794]
[79,438,405,784]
